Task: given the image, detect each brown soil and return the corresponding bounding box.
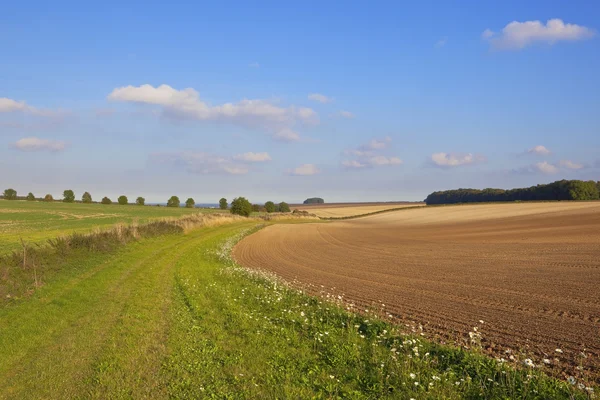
[234,202,600,380]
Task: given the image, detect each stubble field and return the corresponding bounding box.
[234,202,600,379]
[292,202,424,218]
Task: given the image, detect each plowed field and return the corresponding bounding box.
[234,202,600,378]
[292,202,423,218]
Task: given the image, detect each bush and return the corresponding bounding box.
[3,188,17,200]
[252,204,260,212]
[264,201,276,213]
[185,198,195,208]
[101,197,112,205]
[26,193,36,201]
[63,190,75,203]
[230,197,252,217]
[82,192,92,203]
[303,197,324,204]
[136,197,145,206]
[44,194,54,202]
[279,202,291,212]
[118,195,128,205]
[219,198,228,210]
[167,196,180,208]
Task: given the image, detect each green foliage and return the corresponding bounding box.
[279,202,291,213]
[230,197,252,217]
[136,197,145,206]
[219,198,228,210]
[167,196,181,208]
[82,192,92,203]
[26,193,36,201]
[185,198,195,208]
[264,201,276,213]
[252,204,261,212]
[101,197,112,205]
[3,188,17,200]
[63,190,75,203]
[118,195,128,205]
[303,197,324,204]
[44,194,53,202]
[425,180,600,205]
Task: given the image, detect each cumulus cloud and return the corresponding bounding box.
[338,110,354,119]
[0,97,62,117]
[308,93,332,103]
[526,145,551,156]
[430,152,486,168]
[108,84,319,142]
[515,159,586,175]
[534,161,559,174]
[287,164,320,176]
[12,137,66,152]
[233,152,272,162]
[150,151,271,175]
[558,160,584,170]
[342,137,402,169]
[483,19,596,50]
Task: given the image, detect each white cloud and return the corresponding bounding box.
[368,155,403,166]
[558,160,584,170]
[431,152,486,167]
[0,97,62,117]
[308,93,332,104]
[363,137,391,151]
[12,137,66,152]
[527,145,551,156]
[483,19,596,50]
[338,110,354,119]
[248,62,260,68]
[342,160,367,169]
[342,137,401,169]
[534,161,559,174]
[233,152,272,162]
[288,164,320,176]
[108,84,319,142]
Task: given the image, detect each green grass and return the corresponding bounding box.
[0,199,223,254]
[0,222,593,399]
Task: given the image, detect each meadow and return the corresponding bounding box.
[0,201,596,398]
[0,200,222,254]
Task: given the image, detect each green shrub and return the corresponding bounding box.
[118,195,128,205]
[3,188,17,200]
[82,192,92,203]
[264,201,276,213]
[185,198,195,208]
[219,198,228,210]
[26,193,36,201]
[167,196,180,208]
[230,197,252,217]
[101,197,112,205]
[279,202,290,212]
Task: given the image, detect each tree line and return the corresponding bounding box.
[424,180,600,205]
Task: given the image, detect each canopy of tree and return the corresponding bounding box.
[185,198,195,208]
[219,198,228,210]
[230,197,252,217]
[136,197,145,206]
[303,197,324,204]
[101,197,112,205]
[167,196,180,208]
[3,188,17,200]
[82,192,92,203]
[279,202,291,213]
[264,201,276,213]
[425,180,600,205]
[26,193,36,201]
[44,194,53,202]
[63,190,75,203]
[118,195,128,205]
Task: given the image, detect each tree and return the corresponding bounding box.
[26,193,36,201]
[230,197,252,217]
[167,196,180,208]
[44,194,54,202]
[303,197,324,204]
[252,204,260,212]
[136,197,145,206]
[63,190,75,203]
[185,198,195,208]
[118,195,128,205]
[219,198,228,210]
[279,202,291,213]
[264,201,276,213]
[101,197,112,205]
[82,192,92,203]
[3,188,17,200]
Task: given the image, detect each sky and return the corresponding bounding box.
[1,1,599,203]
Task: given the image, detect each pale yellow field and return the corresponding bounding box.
[292,202,423,217]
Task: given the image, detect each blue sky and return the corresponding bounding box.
[1,1,599,203]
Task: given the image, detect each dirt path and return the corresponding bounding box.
[233,202,600,379]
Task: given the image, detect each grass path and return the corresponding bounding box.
[0,222,591,399]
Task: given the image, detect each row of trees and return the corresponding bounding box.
[425,180,600,205]
[2,189,150,206]
[227,197,292,217]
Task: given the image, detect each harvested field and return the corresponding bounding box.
[234,201,600,379]
[292,202,423,218]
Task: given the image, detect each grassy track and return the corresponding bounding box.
[0,200,222,254]
[0,222,591,399]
